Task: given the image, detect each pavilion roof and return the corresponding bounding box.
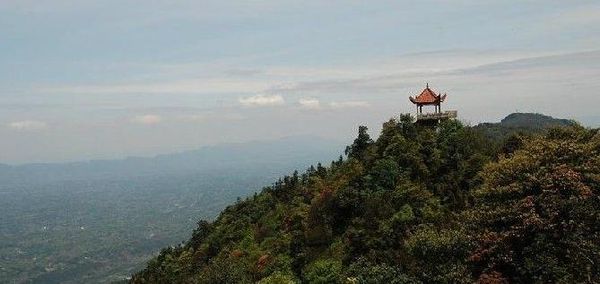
[409,84,447,105]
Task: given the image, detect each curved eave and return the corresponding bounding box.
[410,99,440,105]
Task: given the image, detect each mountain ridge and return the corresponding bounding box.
[0,135,344,186]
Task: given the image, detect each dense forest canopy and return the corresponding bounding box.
[132,113,599,283]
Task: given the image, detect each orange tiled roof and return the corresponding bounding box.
[409,85,447,105]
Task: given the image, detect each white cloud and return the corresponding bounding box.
[35,50,557,101]
[131,114,162,125]
[40,78,272,95]
[239,94,284,107]
[7,120,47,130]
[298,98,370,110]
[329,101,370,109]
[298,98,321,110]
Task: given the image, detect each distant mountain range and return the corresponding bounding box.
[0,135,345,187]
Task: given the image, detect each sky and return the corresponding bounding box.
[1,0,600,164]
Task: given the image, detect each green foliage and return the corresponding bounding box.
[345,258,421,284]
[302,259,343,284]
[369,158,400,190]
[258,271,298,284]
[132,114,600,283]
[405,226,472,283]
[465,126,600,282]
[346,126,374,161]
[194,255,253,284]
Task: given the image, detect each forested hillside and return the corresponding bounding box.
[132,114,600,283]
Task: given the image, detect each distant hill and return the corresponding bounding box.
[473,112,577,142]
[498,113,574,127]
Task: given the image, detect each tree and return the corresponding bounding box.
[303,260,343,284]
[466,127,600,282]
[346,126,373,160]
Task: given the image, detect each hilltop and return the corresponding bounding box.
[473,112,576,142]
[132,113,600,283]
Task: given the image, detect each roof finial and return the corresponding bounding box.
[426,82,429,88]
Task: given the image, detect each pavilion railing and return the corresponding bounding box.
[416,110,458,121]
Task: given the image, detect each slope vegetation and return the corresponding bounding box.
[132,114,600,283]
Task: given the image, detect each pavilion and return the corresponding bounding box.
[409,84,457,124]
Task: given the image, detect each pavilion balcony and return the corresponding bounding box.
[416,110,458,121]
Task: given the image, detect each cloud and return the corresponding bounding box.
[298,98,369,110]
[39,78,272,95]
[329,101,370,109]
[7,120,47,130]
[298,98,321,110]
[34,50,556,101]
[239,94,285,107]
[131,114,162,125]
